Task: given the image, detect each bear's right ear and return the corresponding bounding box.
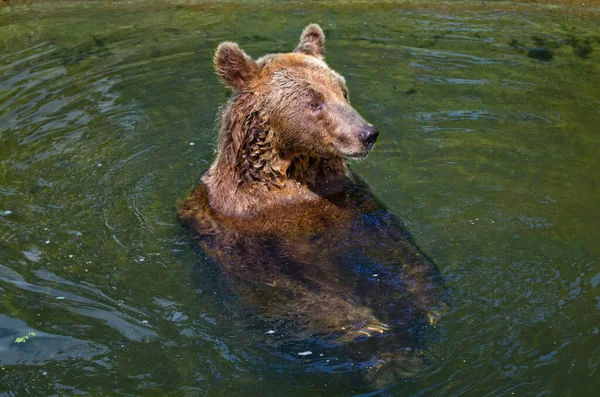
[214,42,258,90]
[295,24,325,60]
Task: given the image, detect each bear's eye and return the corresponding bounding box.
[308,102,322,111]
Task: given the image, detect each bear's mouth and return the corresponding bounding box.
[340,151,370,161]
[335,142,374,161]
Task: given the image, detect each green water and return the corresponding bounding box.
[1,1,599,395]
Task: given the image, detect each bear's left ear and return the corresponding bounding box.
[214,42,258,90]
[294,24,325,60]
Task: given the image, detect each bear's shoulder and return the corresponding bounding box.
[179,179,372,239]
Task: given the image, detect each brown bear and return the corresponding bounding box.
[179,24,448,380]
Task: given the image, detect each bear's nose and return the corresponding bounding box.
[359,125,379,146]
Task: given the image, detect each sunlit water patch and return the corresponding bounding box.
[0,1,599,396]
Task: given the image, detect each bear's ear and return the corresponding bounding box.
[294,24,325,60]
[214,42,258,90]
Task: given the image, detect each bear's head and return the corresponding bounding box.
[214,24,378,163]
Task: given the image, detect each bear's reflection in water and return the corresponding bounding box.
[180,174,449,383]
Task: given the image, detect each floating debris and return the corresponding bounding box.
[14,331,37,344]
[297,351,312,356]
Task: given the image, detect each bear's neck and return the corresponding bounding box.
[204,153,350,217]
[203,147,351,218]
[285,154,350,195]
[201,97,351,217]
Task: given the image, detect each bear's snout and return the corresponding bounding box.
[359,125,379,147]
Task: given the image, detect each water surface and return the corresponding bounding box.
[0,1,599,396]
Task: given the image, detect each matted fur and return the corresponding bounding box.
[201,26,368,217]
[179,26,449,383]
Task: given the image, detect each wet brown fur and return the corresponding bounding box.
[179,25,448,365]
[202,26,366,217]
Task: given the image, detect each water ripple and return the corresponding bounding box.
[0,265,157,342]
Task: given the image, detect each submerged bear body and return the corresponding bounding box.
[179,24,448,380]
[181,174,447,342]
